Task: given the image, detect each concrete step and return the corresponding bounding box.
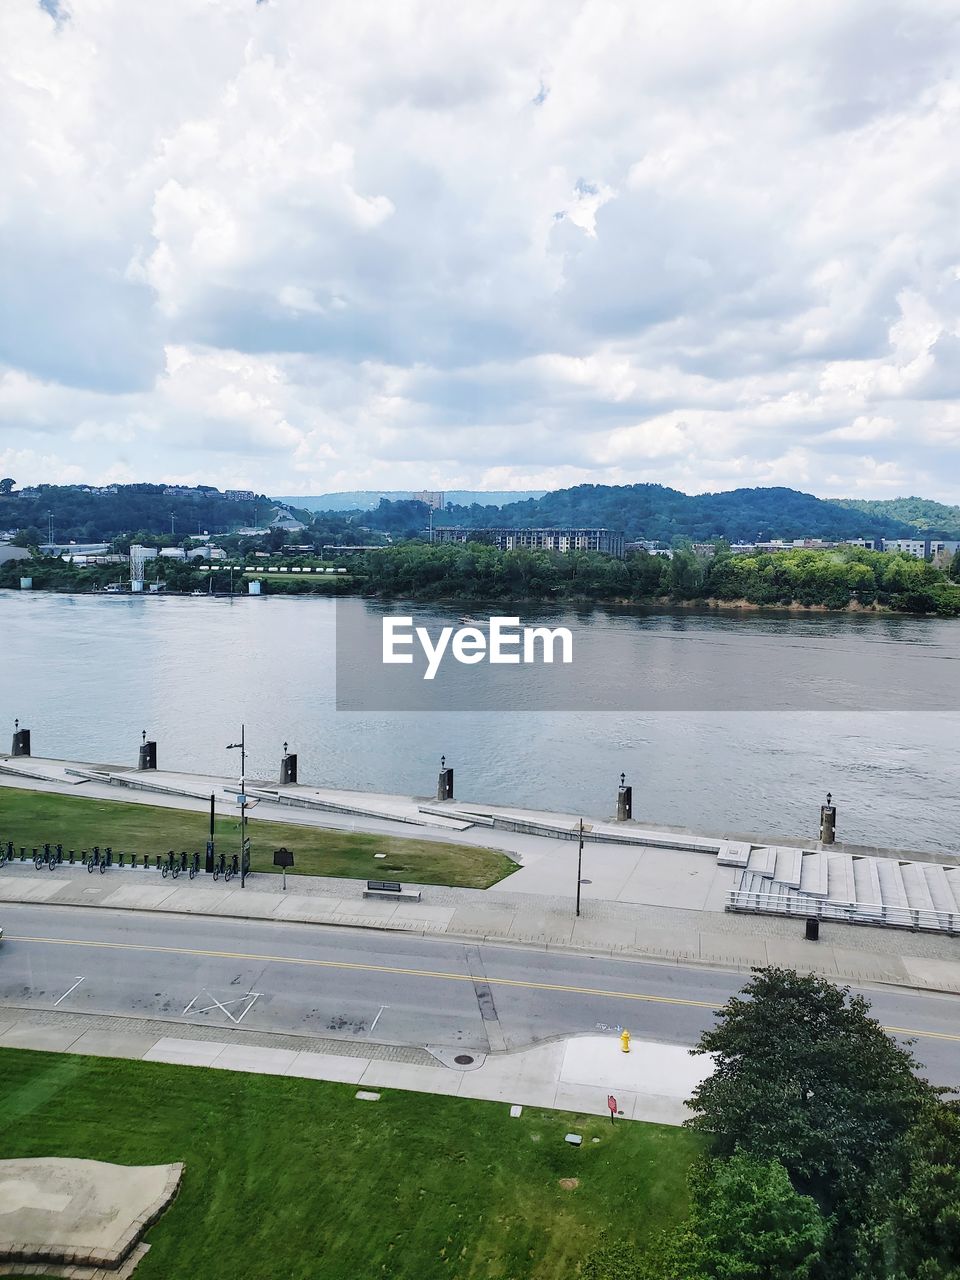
[747,847,777,878]
[875,858,909,909]
[773,846,802,889]
[922,863,960,927]
[717,841,751,868]
[875,859,914,926]
[945,868,960,915]
[900,862,935,914]
[799,852,828,897]
[852,856,884,921]
[827,854,856,904]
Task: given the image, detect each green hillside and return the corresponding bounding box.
[432,484,918,543]
[829,496,960,537]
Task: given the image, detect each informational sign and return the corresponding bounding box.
[608,1094,618,1122]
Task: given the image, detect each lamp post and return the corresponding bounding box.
[226,725,247,888]
[575,818,584,917]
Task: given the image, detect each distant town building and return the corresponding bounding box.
[43,542,111,558]
[414,490,445,510]
[321,545,383,556]
[882,537,960,560]
[431,526,625,558]
[225,490,255,501]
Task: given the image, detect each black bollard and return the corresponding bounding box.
[280,748,298,784]
[68,849,75,864]
[437,755,454,801]
[819,794,837,845]
[616,775,632,822]
[19,847,26,861]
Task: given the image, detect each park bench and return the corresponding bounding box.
[363,879,422,902]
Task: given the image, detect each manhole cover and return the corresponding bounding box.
[454,1054,474,1065]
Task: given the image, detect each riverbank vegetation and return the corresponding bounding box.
[0,1047,700,1280]
[5,540,960,614]
[0,787,517,888]
[360,541,960,615]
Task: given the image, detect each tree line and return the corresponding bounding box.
[356,541,960,615]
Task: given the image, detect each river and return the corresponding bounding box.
[1,591,958,852]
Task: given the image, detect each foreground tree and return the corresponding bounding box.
[883,1099,960,1279]
[686,968,930,1224]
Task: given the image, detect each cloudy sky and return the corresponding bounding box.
[2,0,960,500]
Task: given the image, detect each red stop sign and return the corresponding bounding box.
[607,1094,617,1114]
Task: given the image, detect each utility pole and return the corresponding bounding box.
[170,511,176,537]
[46,510,54,548]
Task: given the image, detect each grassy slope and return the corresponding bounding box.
[0,1049,700,1280]
[0,786,517,889]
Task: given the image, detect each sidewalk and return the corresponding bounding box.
[2,858,959,996]
[0,1002,708,1127]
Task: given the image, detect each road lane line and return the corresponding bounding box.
[53,976,84,1006]
[6,934,960,1044]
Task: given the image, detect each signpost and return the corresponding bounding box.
[607,1094,618,1124]
[273,847,294,891]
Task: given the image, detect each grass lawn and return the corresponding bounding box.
[0,786,517,889]
[0,1048,701,1280]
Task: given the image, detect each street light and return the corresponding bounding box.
[575,818,584,917]
[226,725,247,888]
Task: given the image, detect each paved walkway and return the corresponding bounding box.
[0,1002,707,1126]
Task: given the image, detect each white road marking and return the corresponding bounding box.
[369,1004,388,1035]
[53,977,85,1006]
[182,988,260,1024]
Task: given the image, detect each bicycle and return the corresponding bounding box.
[188,851,200,880]
[161,853,180,879]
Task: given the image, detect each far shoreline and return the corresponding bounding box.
[0,584,945,618]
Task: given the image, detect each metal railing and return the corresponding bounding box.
[727,886,960,936]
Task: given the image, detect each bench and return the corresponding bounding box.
[363,879,422,902]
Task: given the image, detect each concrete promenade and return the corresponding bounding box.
[2,755,959,996]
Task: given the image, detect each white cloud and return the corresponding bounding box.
[1,0,960,499]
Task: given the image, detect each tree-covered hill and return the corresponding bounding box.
[434,484,918,542]
[829,495,960,537]
[0,484,266,543]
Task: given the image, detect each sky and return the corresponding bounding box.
[2,0,960,501]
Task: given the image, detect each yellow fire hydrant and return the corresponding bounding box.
[620,1029,631,1054]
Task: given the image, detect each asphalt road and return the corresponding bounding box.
[2,903,960,1084]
